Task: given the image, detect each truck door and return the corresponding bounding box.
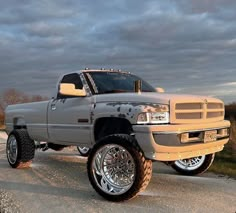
[47,73,93,145]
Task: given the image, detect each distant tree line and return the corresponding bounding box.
[225,102,236,120]
[0,89,48,126]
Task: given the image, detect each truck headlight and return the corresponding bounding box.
[137,112,169,124]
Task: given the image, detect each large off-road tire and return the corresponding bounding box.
[6,130,35,169]
[171,154,215,176]
[77,146,91,157]
[87,134,152,202]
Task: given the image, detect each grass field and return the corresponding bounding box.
[209,143,236,179]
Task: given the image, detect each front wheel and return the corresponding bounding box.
[87,134,152,202]
[77,146,90,157]
[171,154,215,176]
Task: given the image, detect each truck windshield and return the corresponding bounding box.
[85,71,156,94]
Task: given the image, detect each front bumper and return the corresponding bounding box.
[133,120,230,161]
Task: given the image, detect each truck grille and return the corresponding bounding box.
[170,100,224,124]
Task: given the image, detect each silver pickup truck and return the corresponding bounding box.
[5,69,230,201]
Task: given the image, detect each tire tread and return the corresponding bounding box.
[87,134,152,202]
[7,129,35,169]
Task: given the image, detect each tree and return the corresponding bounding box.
[2,89,29,108]
[0,103,4,126]
[31,95,48,102]
[225,102,236,119]
[0,102,3,112]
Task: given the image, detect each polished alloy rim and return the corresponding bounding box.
[78,146,90,155]
[7,135,18,164]
[92,144,135,195]
[174,155,206,171]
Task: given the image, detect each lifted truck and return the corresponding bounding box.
[5,69,230,201]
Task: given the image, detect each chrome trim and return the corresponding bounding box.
[80,73,92,96]
[174,155,206,170]
[27,124,47,127]
[48,124,91,130]
[7,135,18,164]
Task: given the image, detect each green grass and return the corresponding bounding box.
[209,119,236,179]
[209,144,236,179]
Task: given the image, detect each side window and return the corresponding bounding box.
[57,73,83,99]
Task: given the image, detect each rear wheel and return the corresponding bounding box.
[87,134,152,202]
[6,130,35,169]
[171,154,215,176]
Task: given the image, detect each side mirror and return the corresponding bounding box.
[156,87,165,93]
[59,83,86,97]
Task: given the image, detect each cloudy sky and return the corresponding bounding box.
[0,0,236,103]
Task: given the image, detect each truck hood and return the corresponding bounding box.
[94,92,223,105]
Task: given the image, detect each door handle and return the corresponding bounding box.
[51,104,56,111]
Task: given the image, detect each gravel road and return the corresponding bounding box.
[0,134,235,213]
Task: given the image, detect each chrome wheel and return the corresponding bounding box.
[91,144,135,195]
[77,146,90,156]
[174,155,206,171]
[7,135,18,164]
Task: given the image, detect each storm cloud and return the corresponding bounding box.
[0,0,236,103]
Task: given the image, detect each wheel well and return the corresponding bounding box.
[94,117,133,141]
[13,118,27,129]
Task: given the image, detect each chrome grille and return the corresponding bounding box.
[207,112,223,118]
[175,103,202,110]
[171,100,224,124]
[207,103,223,109]
[176,112,202,119]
